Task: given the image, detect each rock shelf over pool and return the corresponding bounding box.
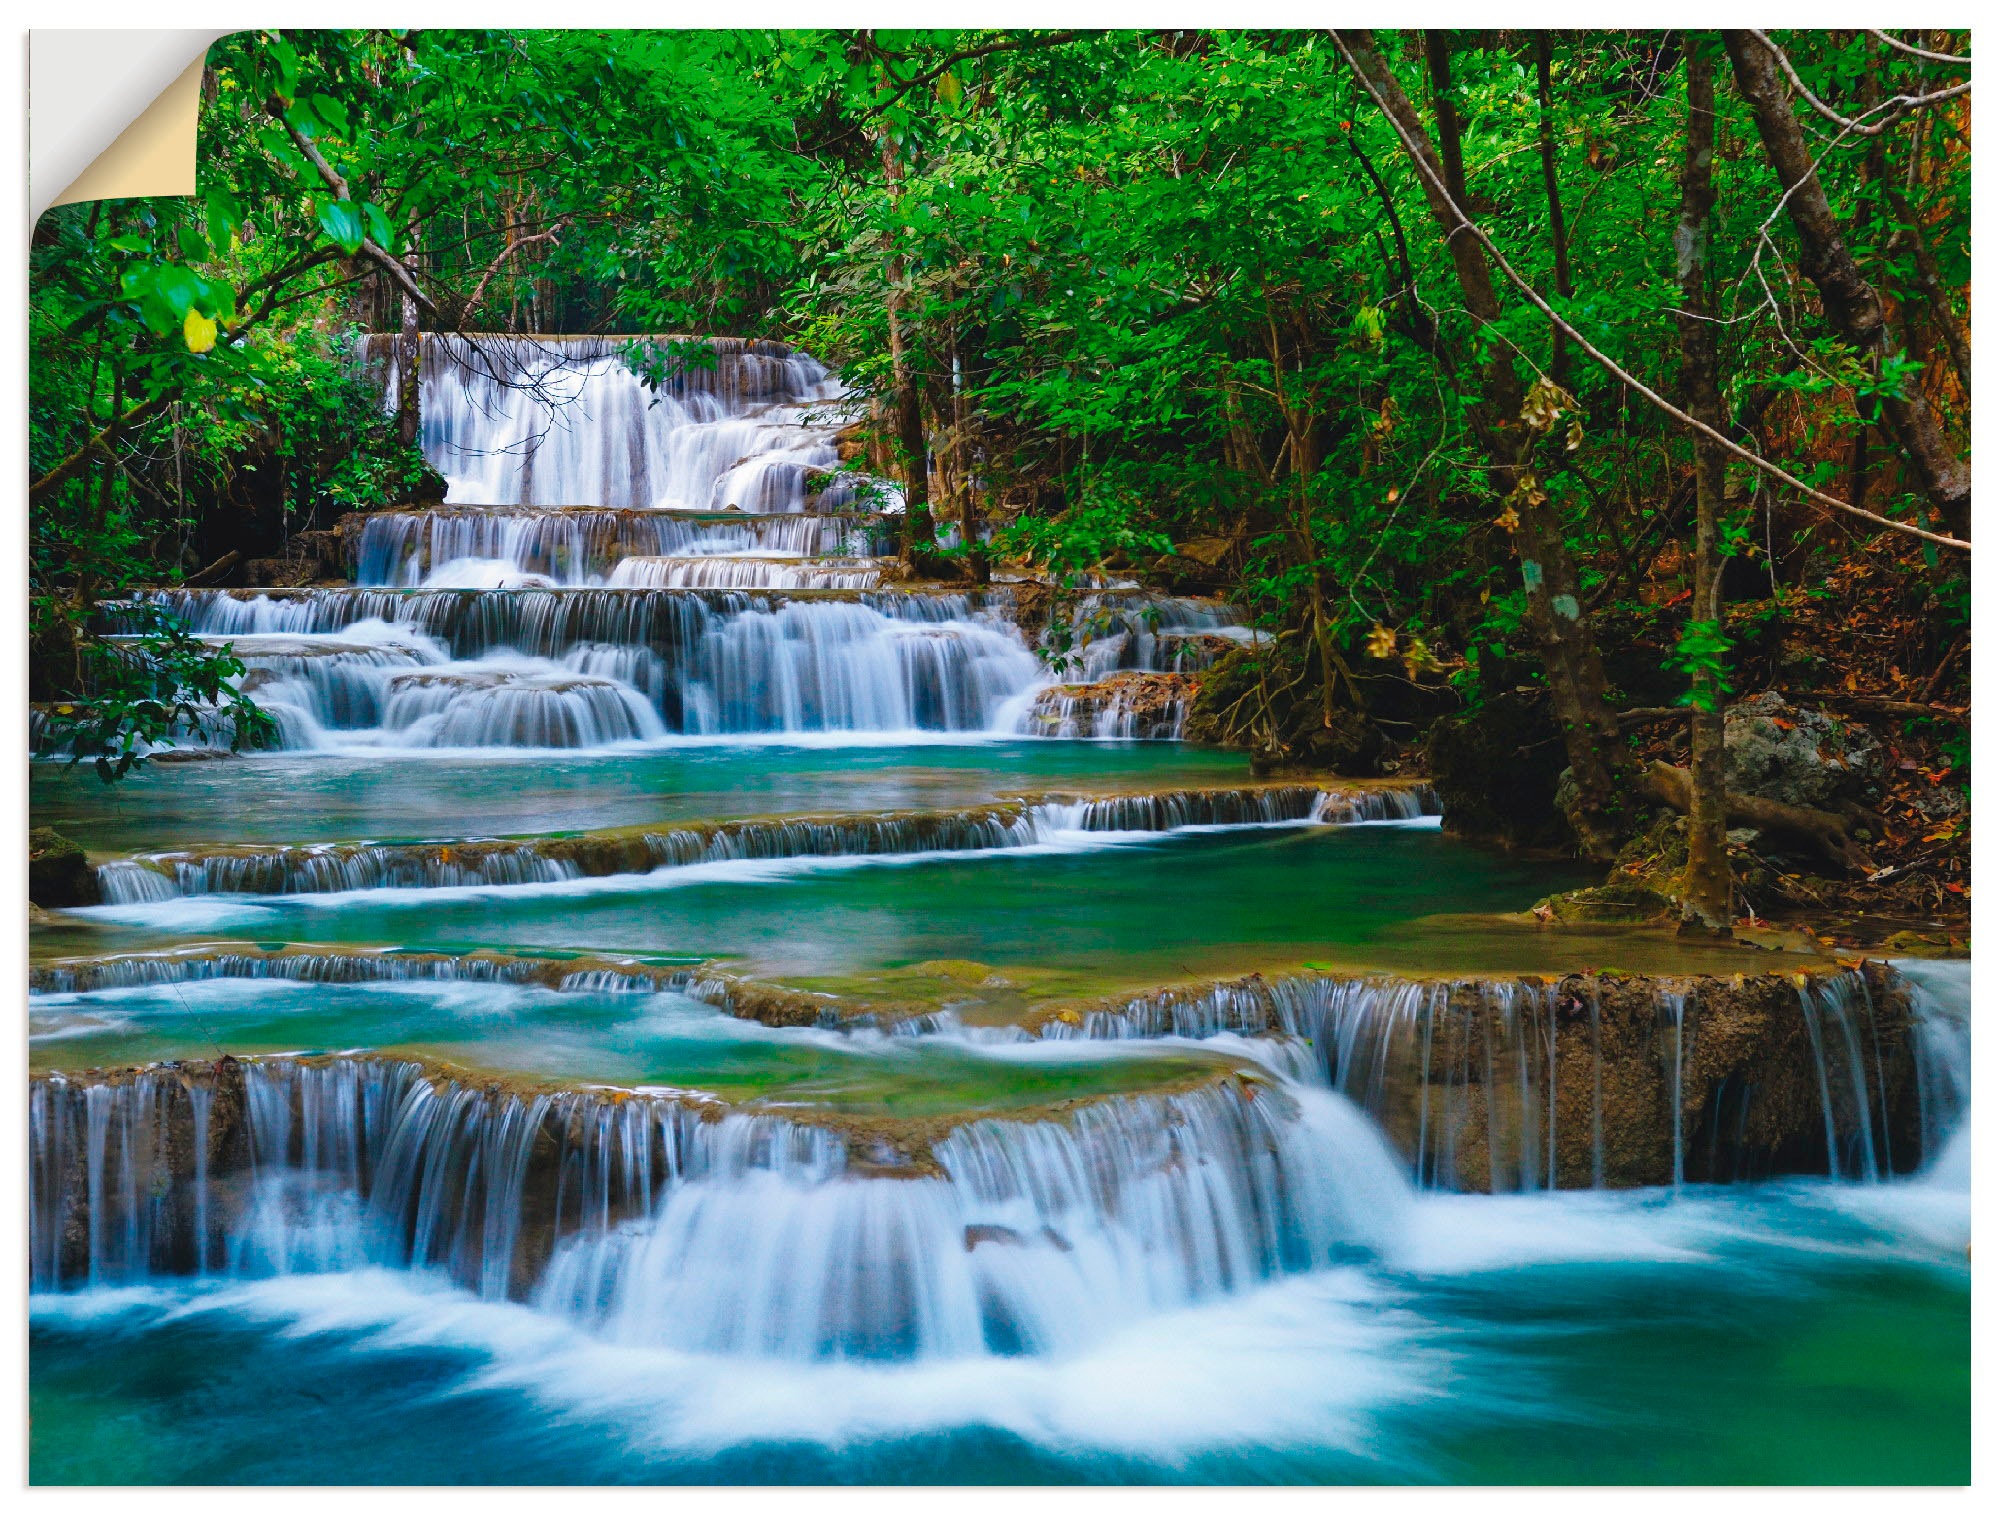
[30,947,1960,1195]
[88,781,1438,900]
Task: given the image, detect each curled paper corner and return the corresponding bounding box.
[31,30,231,220]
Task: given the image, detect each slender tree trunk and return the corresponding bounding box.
[1674,38,1733,938]
[876,130,935,566]
[1722,30,1971,537]
[1534,32,1575,389]
[1339,29,1636,860]
[949,321,990,583]
[1424,34,1469,206]
[396,290,420,451]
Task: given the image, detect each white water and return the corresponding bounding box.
[382,334,898,515]
[121,591,1056,749]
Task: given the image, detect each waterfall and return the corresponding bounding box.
[30,1053,1410,1363]
[86,784,1440,901]
[32,946,696,996]
[111,587,1047,745]
[1879,959,1970,1178]
[604,556,887,591]
[366,333,902,514]
[1028,963,1933,1191]
[1057,594,1262,678]
[353,507,891,587]
[1023,675,1193,740]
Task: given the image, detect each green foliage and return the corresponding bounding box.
[1665,618,1736,712]
[41,604,276,783]
[27,26,1970,774]
[990,496,1174,581]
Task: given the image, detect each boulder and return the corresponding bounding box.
[28,828,98,908]
[1724,692,1882,810]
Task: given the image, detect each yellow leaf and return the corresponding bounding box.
[1365,624,1398,660]
[1494,506,1520,531]
[183,308,217,353]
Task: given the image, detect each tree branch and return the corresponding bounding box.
[1327,29,1969,553]
[1747,29,1969,139]
[276,109,434,312]
[1867,30,1971,68]
[859,29,1082,116]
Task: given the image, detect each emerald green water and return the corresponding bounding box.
[32,740,1248,850]
[29,739,1967,1487]
[29,976,1241,1116]
[60,823,1670,1011]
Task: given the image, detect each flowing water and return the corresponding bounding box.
[28,335,1969,1484]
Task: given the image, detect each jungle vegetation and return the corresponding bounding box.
[27,28,1971,926]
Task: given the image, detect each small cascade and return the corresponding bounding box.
[31,946,695,996]
[29,1055,828,1296]
[1794,970,1900,1182]
[363,333,901,514]
[1895,961,1971,1164]
[537,1077,1402,1361]
[1030,962,1932,1191]
[605,556,888,591]
[30,1053,1409,1363]
[352,507,890,587]
[1059,594,1261,679]
[1023,673,1195,740]
[377,663,667,748]
[87,784,1436,900]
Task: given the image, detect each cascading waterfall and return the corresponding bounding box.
[110,587,1048,745]
[87,784,1439,901]
[31,955,1946,1199]
[1025,963,1940,1191]
[30,1052,1409,1363]
[605,556,888,590]
[353,507,892,587]
[1059,593,1264,678]
[365,333,900,515]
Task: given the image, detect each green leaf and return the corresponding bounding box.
[315,199,366,255]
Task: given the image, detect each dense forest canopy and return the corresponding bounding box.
[28,27,1970,925]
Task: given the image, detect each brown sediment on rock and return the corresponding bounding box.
[1014,959,1927,1191]
[1022,672,1199,740]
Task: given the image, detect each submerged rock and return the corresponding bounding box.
[1531,882,1676,925]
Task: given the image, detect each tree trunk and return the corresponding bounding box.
[1673,37,1733,938]
[1339,30,1636,860]
[1722,30,1970,537]
[876,130,935,567]
[396,290,420,451]
[949,322,989,583]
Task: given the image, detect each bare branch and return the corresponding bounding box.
[1748,29,1970,138]
[1868,30,1970,67]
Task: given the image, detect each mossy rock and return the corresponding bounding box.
[28,828,98,909]
[1881,931,1970,960]
[1532,882,1676,925]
